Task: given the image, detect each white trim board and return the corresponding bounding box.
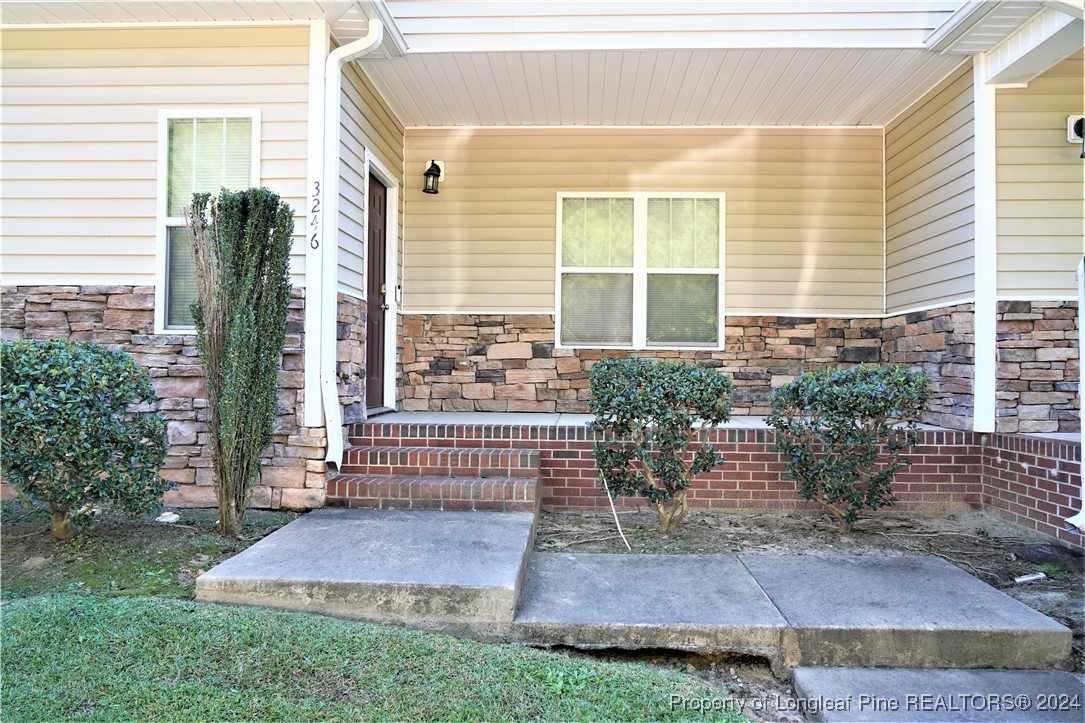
[404,124,892,131]
[399,310,892,319]
[0,20,311,30]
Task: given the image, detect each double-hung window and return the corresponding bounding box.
[557,192,725,348]
[156,110,260,331]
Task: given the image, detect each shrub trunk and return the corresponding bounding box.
[50,511,75,542]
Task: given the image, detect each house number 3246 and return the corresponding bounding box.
[309,181,321,249]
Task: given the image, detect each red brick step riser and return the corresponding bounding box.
[340,445,540,478]
[326,474,539,513]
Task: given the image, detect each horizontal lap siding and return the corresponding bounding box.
[338,63,405,299]
[0,27,310,286]
[885,60,975,314]
[403,127,884,314]
[996,50,1085,299]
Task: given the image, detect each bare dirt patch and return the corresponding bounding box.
[536,508,1084,721]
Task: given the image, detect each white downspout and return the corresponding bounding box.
[1064,254,1085,534]
[319,19,385,469]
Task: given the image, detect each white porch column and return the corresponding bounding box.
[972,53,998,433]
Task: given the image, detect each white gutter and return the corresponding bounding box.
[1064,254,1085,534]
[317,18,385,469]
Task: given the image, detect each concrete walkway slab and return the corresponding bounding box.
[197,510,1073,675]
[792,667,1085,722]
[196,508,535,625]
[512,553,787,666]
[741,555,1072,669]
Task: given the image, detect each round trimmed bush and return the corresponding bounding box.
[1,340,171,539]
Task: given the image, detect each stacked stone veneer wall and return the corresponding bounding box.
[995,301,1079,434]
[982,433,1084,552]
[399,314,885,416]
[1,285,328,510]
[400,302,1084,435]
[336,293,367,425]
[882,304,975,430]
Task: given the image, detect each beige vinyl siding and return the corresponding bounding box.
[996,50,1085,298]
[885,60,975,314]
[337,62,405,299]
[0,26,309,286]
[403,127,884,314]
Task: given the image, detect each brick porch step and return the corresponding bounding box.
[341,445,540,478]
[327,474,539,512]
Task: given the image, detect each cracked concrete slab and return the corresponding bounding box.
[792,667,1085,722]
[511,553,787,665]
[741,555,1072,669]
[196,508,535,624]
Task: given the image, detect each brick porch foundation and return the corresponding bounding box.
[351,418,1083,553]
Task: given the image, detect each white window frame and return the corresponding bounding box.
[555,191,726,350]
[154,109,261,334]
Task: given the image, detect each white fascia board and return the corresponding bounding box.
[402,124,890,130]
[926,0,1004,52]
[358,0,409,55]
[1042,0,1085,20]
[986,8,1084,85]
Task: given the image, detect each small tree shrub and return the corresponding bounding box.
[0,340,170,540]
[589,357,733,532]
[187,188,293,537]
[767,364,931,533]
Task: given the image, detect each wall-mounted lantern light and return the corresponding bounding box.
[1068,116,1085,160]
[423,160,443,194]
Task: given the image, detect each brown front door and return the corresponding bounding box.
[366,174,387,409]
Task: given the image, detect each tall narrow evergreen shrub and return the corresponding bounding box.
[186,189,293,537]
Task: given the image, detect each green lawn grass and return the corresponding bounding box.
[1,508,741,721]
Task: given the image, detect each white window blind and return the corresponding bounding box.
[557,193,725,349]
[167,117,252,216]
[167,227,196,327]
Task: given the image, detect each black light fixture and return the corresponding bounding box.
[423,160,441,194]
[1075,118,1085,160]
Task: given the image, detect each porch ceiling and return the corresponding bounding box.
[360,1,969,128]
[357,47,965,128]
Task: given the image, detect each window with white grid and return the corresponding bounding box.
[556,192,725,348]
[157,110,259,330]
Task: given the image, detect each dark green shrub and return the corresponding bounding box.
[186,188,293,537]
[767,364,931,532]
[0,340,170,540]
[589,357,732,532]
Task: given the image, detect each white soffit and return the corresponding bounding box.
[925,0,1084,54]
[361,0,968,127]
[358,48,965,127]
